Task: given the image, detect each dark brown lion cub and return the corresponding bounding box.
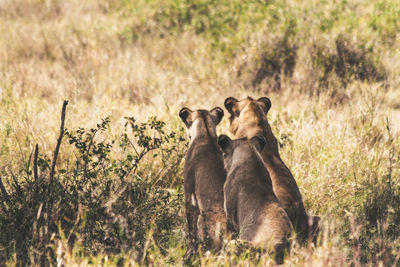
[224,96,320,245]
[179,107,228,256]
[218,134,292,264]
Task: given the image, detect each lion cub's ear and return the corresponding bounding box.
[224,97,239,116]
[218,134,232,154]
[250,136,266,153]
[179,107,192,127]
[257,97,272,114]
[210,107,224,125]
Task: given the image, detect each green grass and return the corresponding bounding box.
[0,0,399,265]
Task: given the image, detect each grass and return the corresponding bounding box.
[0,0,399,265]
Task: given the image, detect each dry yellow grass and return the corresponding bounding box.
[0,0,399,265]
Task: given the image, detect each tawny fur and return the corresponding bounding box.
[179,107,228,255]
[224,96,320,245]
[219,135,292,264]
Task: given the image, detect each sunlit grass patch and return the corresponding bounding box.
[0,0,399,265]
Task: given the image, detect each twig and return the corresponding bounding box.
[127,137,140,157]
[34,144,39,183]
[125,149,149,180]
[49,100,68,184]
[0,177,9,203]
[46,100,68,237]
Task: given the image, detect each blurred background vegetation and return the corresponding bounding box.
[0,0,399,265]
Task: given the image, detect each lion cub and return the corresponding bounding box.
[179,107,228,255]
[224,96,320,245]
[218,135,292,264]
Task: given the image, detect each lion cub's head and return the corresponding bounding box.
[224,96,278,154]
[217,134,266,172]
[179,107,224,141]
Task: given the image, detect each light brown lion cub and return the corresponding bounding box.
[224,96,320,245]
[179,107,228,256]
[218,135,292,264]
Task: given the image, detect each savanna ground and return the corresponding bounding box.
[0,0,400,266]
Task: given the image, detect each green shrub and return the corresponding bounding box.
[0,115,187,265]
